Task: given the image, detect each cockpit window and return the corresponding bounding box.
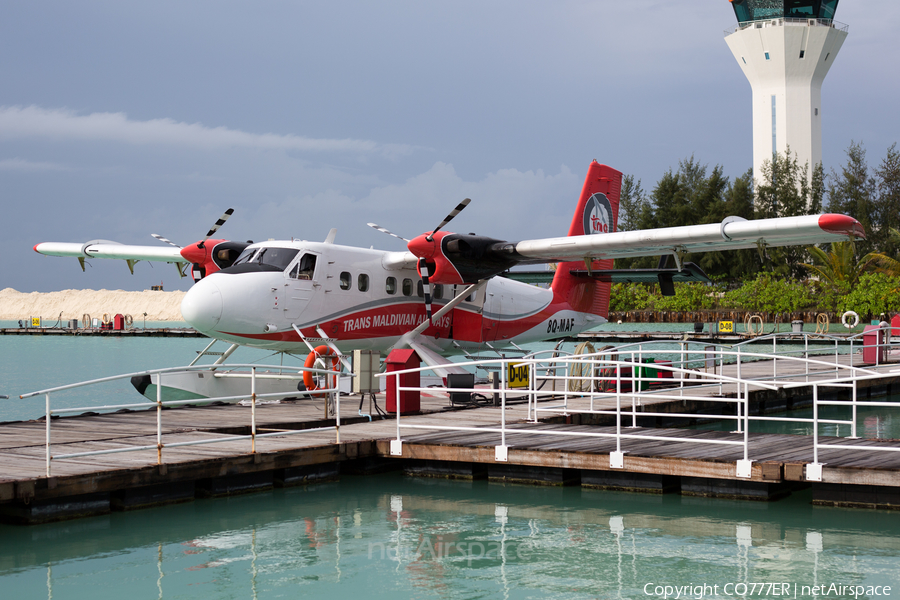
[289,253,317,280]
[232,247,259,266]
[255,247,299,270]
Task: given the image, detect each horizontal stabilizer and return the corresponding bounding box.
[570,262,711,296]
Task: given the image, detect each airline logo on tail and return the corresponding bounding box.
[583,192,613,235]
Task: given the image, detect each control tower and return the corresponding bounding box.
[724,1,848,186]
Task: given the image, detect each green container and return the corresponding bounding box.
[634,358,656,391]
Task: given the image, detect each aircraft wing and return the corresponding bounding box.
[34,241,188,263]
[505,214,863,263]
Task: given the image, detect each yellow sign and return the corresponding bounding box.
[31,317,41,328]
[719,320,734,333]
[506,363,530,388]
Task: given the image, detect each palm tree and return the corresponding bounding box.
[866,228,900,293]
[800,241,879,286]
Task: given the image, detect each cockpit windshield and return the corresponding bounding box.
[232,247,258,266]
[228,247,299,271]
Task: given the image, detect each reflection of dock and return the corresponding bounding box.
[2,350,899,524]
[0,327,203,337]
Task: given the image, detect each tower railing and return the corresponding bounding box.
[725,18,848,36]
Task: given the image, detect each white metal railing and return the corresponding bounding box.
[382,343,899,481]
[725,18,848,36]
[18,363,349,477]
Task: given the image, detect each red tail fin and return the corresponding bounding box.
[550,161,622,317]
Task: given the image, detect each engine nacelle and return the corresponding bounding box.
[409,231,518,284]
[180,239,250,281]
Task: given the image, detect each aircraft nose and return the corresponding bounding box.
[181,278,223,333]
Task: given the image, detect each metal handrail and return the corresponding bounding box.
[382,346,898,481]
[17,362,350,477]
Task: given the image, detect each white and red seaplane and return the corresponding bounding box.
[34,161,865,400]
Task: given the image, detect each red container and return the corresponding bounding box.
[654,360,674,379]
[862,325,886,365]
[114,314,125,330]
[891,314,900,338]
[385,349,421,414]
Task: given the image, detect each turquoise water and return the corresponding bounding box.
[1,474,898,600]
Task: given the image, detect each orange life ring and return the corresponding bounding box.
[303,345,340,396]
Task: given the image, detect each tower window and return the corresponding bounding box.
[742,57,747,64]
[799,50,805,59]
[815,108,819,116]
[824,52,830,61]
[765,52,770,60]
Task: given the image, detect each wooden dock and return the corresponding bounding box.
[0,327,203,337]
[1,353,899,524]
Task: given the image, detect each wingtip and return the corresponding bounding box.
[818,214,866,239]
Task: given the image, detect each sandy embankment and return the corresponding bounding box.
[0,288,186,322]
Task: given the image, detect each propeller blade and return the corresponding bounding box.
[203,208,234,242]
[367,222,409,243]
[418,258,433,326]
[427,198,470,241]
[151,234,181,248]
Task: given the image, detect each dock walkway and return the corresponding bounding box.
[1,352,899,524]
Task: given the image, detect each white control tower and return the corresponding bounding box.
[724,0,847,185]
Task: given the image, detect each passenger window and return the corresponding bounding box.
[358,274,369,292]
[340,272,351,290]
[386,277,397,295]
[433,284,443,300]
[417,280,424,298]
[402,278,413,297]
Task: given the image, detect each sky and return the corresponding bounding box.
[2,1,898,293]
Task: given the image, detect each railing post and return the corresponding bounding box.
[616,363,622,453]
[812,384,819,465]
[849,378,859,439]
[45,393,51,478]
[156,373,163,465]
[630,351,637,427]
[805,335,809,382]
[395,372,401,440]
[743,382,749,461]
[501,358,507,449]
[528,360,536,422]
[250,367,257,454]
[334,372,341,444]
[773,336,777,379]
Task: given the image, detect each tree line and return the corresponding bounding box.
[617,142,900,279]
[612,142,900,318]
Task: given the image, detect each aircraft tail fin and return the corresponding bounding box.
[550,161,623,317]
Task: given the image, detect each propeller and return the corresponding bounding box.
[367,223,409,243]
[427,198,470,241]
[199,208,234,248]
[371,198,472,329]
[418,258,434,326]
[151,234,181,248]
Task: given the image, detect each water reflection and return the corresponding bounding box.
[2,474,898,599]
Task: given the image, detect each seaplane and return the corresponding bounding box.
[34,161,865,401]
